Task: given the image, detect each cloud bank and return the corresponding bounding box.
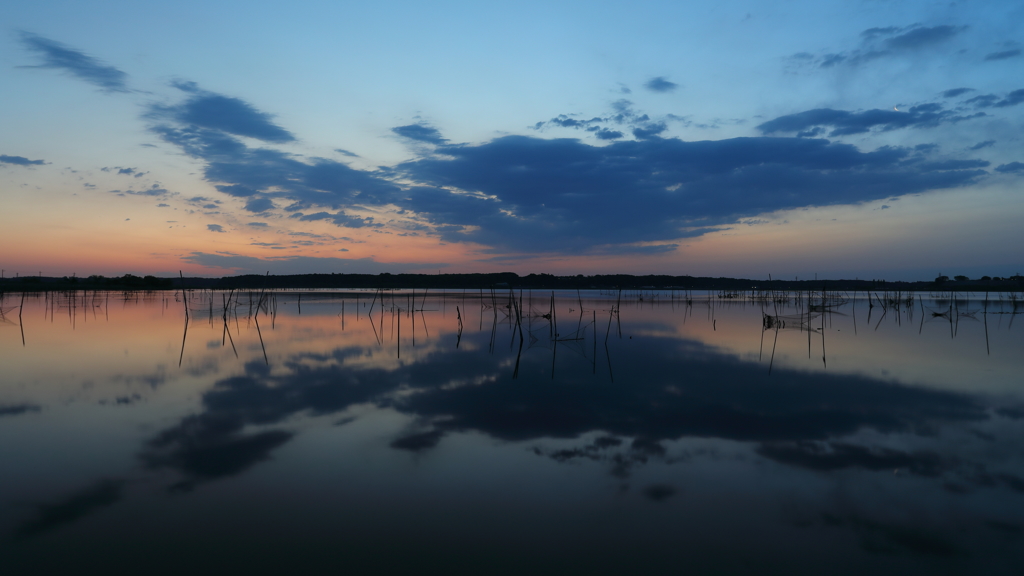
[16,32,1019,265]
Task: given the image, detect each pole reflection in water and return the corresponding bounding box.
[1,288,1023,575]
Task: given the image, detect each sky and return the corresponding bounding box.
[2,0,1022,280]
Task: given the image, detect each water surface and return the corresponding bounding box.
[1,289,1022,574]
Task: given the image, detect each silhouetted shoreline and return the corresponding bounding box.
[1,272,1021,292]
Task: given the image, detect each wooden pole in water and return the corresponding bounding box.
[179,271,188,320]
[19,291,25,344]
[554,291,559,337]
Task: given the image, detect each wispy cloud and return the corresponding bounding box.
[984,49,1021,61]
[391,123,447,145]
[941,87,974,98]
[531,100,676,141]
[644,77,678,93]
[881,25,966,50]
[796,24,968,69]
[148,83,295,143]
[758,103,985,136]
[291,211,381,228]
[18,32,128,92]
[109,186,171,197]
[0,154,46,166]
[181,252,444,275]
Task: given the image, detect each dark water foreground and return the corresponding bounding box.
[1,289,1022,575]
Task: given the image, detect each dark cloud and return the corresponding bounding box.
[150,121,401,217]
[149,89,294,143]
[984,49,1021,61]
[0,404,41,417]
[146,115,406,234]
[100,166,148,177]
[758,104,984,136]
[917,159,989,171]
[819,53,848,67]
[552,116,593,128]
[334,148,360,157]
[18,32,128,92]
[804,25,967,69]
[632,122,667,140]
[995,162,1024,173]
[860,26,901,40]
[993,89,1024,108]
[292,210,381,228]
[247,222,269,227]
[533,101,669,142]
[959,89,1024,109]
[215,184,259,198]
[968,140,995,151]
[244,197,275,212]
[535,114,601,131]
[964,94,999,108]
[14,479,126,539]
[392,124,447,145]
[941,87,974,98]
[181,252,443,275]
[394,134,984,253]
[109,187,170,197]
[146,85,992,256]
[207,224,225,232]
[594,129,624,140]
[644,77,678,93]
[884,25,966,50]
[0,155,45,166]
[170,79,200,93]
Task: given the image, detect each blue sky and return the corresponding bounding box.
[2,0,1022,279]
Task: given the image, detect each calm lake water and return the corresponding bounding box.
[1,288,1022,575]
